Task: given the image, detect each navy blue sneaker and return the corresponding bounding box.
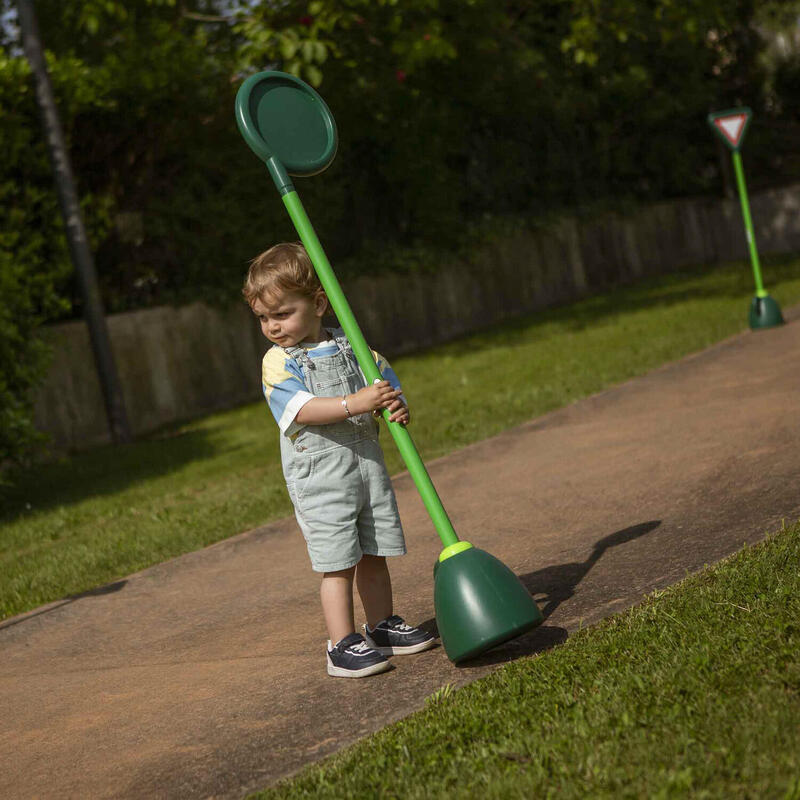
[326,633,392,678]
[363,615,437,656]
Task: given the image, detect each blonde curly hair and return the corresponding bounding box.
[242,242,322,307]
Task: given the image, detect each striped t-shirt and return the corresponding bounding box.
[261,328,402,436]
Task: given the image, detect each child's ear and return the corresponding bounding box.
[315,290,328,316]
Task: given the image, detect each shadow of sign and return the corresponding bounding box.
[518,520,662,621]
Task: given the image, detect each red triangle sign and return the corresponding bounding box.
[713,114,747,147]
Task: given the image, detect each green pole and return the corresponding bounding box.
[731,150,767,298]
[282,190,460,549]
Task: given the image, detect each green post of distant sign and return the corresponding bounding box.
[707,107,783,329]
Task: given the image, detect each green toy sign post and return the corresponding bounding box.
[235,71,542,662]
[707,107,784,329]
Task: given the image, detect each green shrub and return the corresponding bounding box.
[0,53,69,474]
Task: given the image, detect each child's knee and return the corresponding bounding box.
[322,565,356,581]
[359,554,387,569]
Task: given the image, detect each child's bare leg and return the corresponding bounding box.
[320,566,356,645]
[356,555,393,628]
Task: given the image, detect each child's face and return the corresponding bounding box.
[251,290,327,347]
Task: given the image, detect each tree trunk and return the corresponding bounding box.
[16,0,131,444]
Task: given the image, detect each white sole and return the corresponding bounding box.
[326,651,392,678]
[363,632,437,656]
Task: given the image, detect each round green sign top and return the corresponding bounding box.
[235,71,338,177]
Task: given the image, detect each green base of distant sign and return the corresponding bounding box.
[748,294,784,330]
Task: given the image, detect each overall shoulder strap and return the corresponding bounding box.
[281,346,316,393]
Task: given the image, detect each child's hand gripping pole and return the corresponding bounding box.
[282,190,460,550]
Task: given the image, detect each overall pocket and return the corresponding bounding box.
[286,448,315,504]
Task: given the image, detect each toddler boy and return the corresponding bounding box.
[243,242,435,677]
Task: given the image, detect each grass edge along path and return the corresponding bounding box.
[253,520,800,800]
[2,254,800,619]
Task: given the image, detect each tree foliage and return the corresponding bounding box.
[0,48,70,470]
[2,0,800,465]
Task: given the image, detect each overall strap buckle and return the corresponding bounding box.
[333,332,352,355]
[283,344,315,370]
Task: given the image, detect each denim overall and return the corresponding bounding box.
[280,333,406,572]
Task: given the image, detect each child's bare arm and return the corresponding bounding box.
[295,381,404,425]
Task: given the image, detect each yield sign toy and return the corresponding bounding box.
[708,108,751,152]
[707,107,783,329]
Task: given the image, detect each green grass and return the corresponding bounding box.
[252,521,800,799]
[2,255,800,619]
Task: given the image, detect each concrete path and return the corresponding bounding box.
[2,313,799,799]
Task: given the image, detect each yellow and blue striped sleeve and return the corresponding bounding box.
[261,347,315,436]
[371,348,405,400]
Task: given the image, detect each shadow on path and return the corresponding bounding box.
[0,580,128,632]
[520,519,662,621]
[456,623,570,667]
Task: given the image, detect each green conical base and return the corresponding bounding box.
[433,548,543,663]
[749,294,784,330]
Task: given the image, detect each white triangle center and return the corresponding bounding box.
[719,116,745,144]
